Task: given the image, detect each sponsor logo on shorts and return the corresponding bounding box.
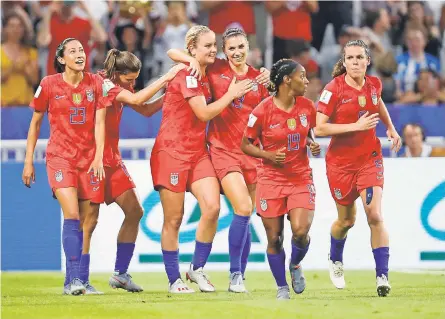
[93,186,100,192]
[260,199,267,211]
[55,170,63,182]
[334,188,342,199]
[86,89,94,102]
[170,173,179,186]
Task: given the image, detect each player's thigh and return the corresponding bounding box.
[190,176,221,219]
[159,187,186,226]
[115,188,143,220]
[78,199,100,231]
[359,186,383,223]
[247,183,257,211]
[335,202,357,224]
[55,187,80,220]
[221,172,253,216]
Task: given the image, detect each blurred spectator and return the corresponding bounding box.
[153,1,193,77]
[440,3,445,35]
[305,73,322,103]
[310,1,352,52]
[1,11,39,107]
[395,28,440,98]
[362,8,394,54]
[265,1,319,63]
[373,51,398,103]
[396,68,445,105]
[286,39,319,78]
[37,1,107,75]
[401,123,445,157]
[201,1,257,50]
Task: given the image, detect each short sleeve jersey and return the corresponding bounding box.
[317,74,383,170]
[244,96,316,185]
[30,72,108,169]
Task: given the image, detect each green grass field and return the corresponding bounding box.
[2,271,444,319]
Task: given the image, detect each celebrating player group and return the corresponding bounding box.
[22,24,401,299]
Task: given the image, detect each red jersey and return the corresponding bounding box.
[207,58,270,153]
[152,69,212,162]
[47,14,92,75]
[317,74,382,171]
[98,74,126,167]
[244,96,316,185]
[30,72,108,169]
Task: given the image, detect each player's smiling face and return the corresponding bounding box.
[191,31,217,66]
[59,40,86,72]
[343,46,369,78]
[286,65,309,96]
[224,35,248,67]
[118,71,140,90]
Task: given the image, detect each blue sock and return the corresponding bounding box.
[64,230,82,286]
[192,241,212,270]
[62,219,81,282]
[291,238,310,265]
[267,250,287,287]
[162,249,180,284]
[330,235,347,263]
[114,243,136,274]
[79,254,90,283]
[373,247,389,278]
[241,226,252,276]
[228,214,250,273]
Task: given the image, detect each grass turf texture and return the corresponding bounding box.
[2,271,444,319]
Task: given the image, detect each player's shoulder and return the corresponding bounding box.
[366,75,382,90]
[255,95,273,113]
[41,74,60,86]
[211,57,229,70]
[247,65,262,78]
[297,96,315,110]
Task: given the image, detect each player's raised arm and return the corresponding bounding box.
[378,98,401,152]
[189,77,253,122]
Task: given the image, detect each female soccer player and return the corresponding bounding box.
[315,40,401,297]
[151,25,253,293]
[167,27,270,293]
[22,38,108,296]
[75,49,186,294]
[241,59,319,300]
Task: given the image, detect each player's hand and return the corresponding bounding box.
[164,63,187,82]
[88,158,105,181]
[228,77,253,99]
[308,141,321,157]
[256,67,270,86]
[355,111,379,131]
[386,127,402,153]
[269,146,286,166]
[22,162,35,188]
[187,58,202,80]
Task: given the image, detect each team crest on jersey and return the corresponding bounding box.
[371,92,378,105]
[86,89,94,102]
[287,118,297,130]
[55,170,63,182]
[260,199,267,211]
[334,188,342,199]
[170,173,179,186]
[358,96,366,107]
[251,82,258,92]
[72,93,82,105]
[299,114,308,127]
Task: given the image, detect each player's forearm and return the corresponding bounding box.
[25,115,43,164]
[241,137,271,161]
[315,122,358,137]
[167,49,194,64]
[131,95,164,117]
[200,93,233,121]
[93,109,106,161]
[131,76,169,105]
[378,100,395,130]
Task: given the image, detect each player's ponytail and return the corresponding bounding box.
[103,49,141,80]
[268,58,300,94]
[331,39,371,78]
[53,37,77,73]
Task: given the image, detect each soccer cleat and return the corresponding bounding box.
[376,274,391,297]
[63,284,71,295]
[328,254,346,289]
[289,263,306,294]
[168,278,195,294]
[109,273,143,293]
[276,285,290,300]
[84,282,104,295]
[186,264,215,292]
[69,278,86,296]
[228,271,247,293]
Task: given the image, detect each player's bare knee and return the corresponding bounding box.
[367,212,383,227]
[235,201,253,217]
[164,215,183,231]
[267,236,284,252]
[83,218,98,236]
[339,218,355,231]
[125,203,144,222]
[201,202,220,223]
[292,227,310,242]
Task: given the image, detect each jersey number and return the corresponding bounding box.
[287,133,300,151]
[70,107,86,124]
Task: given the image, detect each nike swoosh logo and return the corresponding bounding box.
[55,95,65,100]
[269,124,280,128]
